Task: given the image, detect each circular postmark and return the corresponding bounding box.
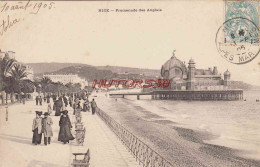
[216,17,260,64]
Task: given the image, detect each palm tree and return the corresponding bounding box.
[39,76,52,98]
[8,64,32,102]
[0,54,16,104]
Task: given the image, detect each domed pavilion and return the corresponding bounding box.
[161,51,230,90]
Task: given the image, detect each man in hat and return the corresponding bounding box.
[58,110,74,144]
[91,98,97,115]
[35,96,39,105]
[32,111,43,145]
[42,112,53,145]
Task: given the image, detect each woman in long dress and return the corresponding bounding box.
[32,111,43,145]
[58,110,74,144]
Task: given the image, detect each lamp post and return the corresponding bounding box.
[5,105,8,121]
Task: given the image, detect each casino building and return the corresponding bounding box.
[161,52,231,91]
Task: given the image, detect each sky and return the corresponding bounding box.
[1,1,260,85]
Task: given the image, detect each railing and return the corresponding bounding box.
[96,108,174,167]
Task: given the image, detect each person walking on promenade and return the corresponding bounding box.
[46,95,50,103]
[83,99,89,112]
[22,93,26,104]
[69,96,73,107]
[55,98,62,116]
[32,111,43,145]
[44,96,46,103]
[63,95,68,107]
[52,94,57,101]
[58,110,74,144]
[42,112,53,145]
[36,96,39,105]
[39,96,43,106]
[73,98,79,115]
[91,98,97,115]
[47,103,52,115]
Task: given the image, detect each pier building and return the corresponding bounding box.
[161,52,231,91]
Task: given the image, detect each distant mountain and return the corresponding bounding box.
[96,65,160,77]
[27,63,92,74]
[27,62,161,79]
[229,81,260,90]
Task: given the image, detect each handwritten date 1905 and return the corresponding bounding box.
[1,0,55,14]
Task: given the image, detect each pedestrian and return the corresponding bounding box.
[46,95,50,103]
[55,99,62,116]
[83,99,89,112]
[42,112,53,145]
[91,98,97,115]
[63,95,68,107]
[69,96,73,107]
[47,103,52,115]
[39,96,43,105]
[22,94,26,104]
[32,111,43,145]
[44,96,46,102]
[52,94,57,101]
[36,96,39,105]
[58,110,74,144]
[73,98,79,115]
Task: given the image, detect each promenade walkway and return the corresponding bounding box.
[0,100,141,167]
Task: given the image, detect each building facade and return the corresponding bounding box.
[43,74,88,89]
[24,65,34,81]
[0,50,15,60]
[161,52,231,90]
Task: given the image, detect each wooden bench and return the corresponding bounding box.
[71,149,90,167]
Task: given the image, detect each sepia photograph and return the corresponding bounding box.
[0,0,260,167]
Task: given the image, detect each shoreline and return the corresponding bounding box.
[97,95,260,167]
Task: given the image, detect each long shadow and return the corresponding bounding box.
[0,134,62,145]
[27,160,68,167]
[0,134,32,145]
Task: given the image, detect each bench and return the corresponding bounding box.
[71,149,90,167]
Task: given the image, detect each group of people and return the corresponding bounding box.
[32,110,75,145]
[32,92,98,146]
[35,96,43,105]
[73,98,97,115]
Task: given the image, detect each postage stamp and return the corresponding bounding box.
[216,0,260,64]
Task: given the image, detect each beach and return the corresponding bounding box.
[97,90,260,167]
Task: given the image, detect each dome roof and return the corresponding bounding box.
[189,58,195,64]
[163,55,187,71]
[224,69,230,75]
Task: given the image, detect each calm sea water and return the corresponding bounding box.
[121,90,260,160]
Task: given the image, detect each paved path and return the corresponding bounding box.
[0,100,141,167]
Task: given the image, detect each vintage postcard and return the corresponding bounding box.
[0,0,260,167]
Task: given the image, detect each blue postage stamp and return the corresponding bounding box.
[225,0,259,43]
[215,0,260,64]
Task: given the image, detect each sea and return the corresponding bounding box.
[106,90,260,160]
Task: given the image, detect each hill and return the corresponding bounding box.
[229,81,260,90]
[27,62,160,77]
[96,65,160,77]
[27,63,92,74]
